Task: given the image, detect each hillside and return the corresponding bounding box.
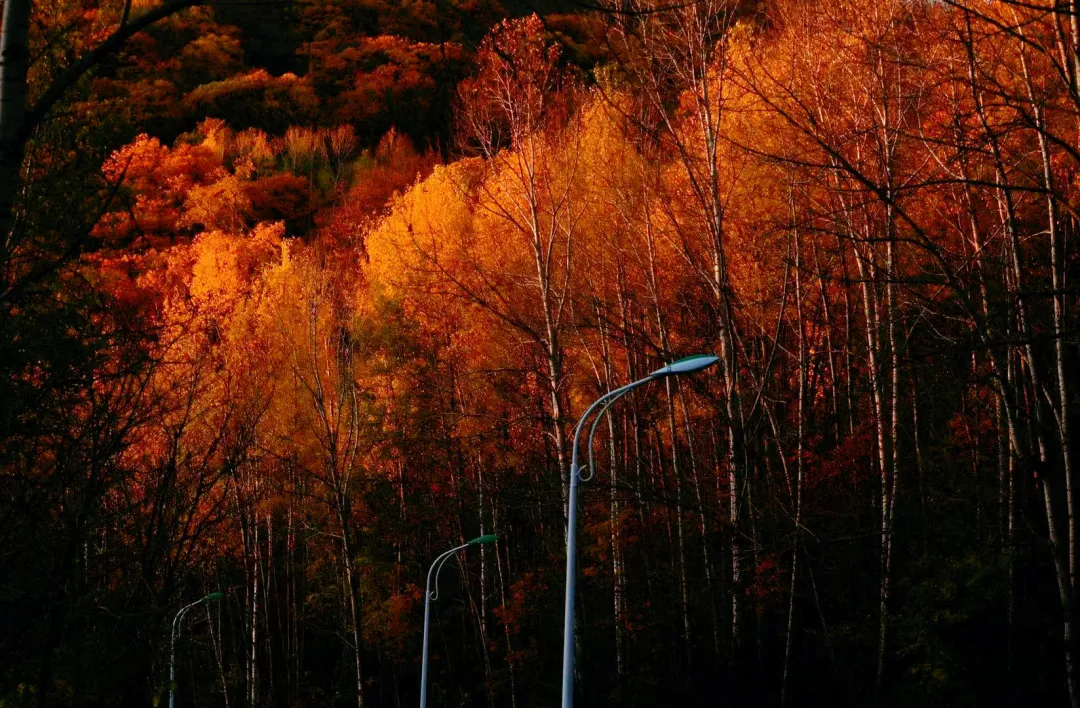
[2,2,1080,707]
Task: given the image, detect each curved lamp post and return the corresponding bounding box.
[169,591,224,708]
[560,355,719,708]
[421,534,499,708]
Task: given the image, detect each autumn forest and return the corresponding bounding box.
[3,0,1080,706]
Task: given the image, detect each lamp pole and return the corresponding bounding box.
[169,591,224,708]
[420,534,499,708]
[560,355,719,708]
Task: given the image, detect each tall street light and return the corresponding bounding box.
[421,534,500,708]
[560,354,719,708]
[169,590,224,708]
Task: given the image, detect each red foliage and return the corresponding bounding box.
[93,133,224,247]
[811,420,876,490]
[748,552,787,616]
[244,173,313,227]
[456,14,569,150]
[493,572,547,637]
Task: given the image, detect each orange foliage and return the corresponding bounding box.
[94,132,225,246]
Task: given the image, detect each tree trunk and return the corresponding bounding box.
[782,218,807,707]
[339,499,365,708]
[0,0,31,281]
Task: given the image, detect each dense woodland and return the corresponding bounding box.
[2,0,1080,706]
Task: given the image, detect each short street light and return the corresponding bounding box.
[170,591,224,708]
[560,355,719,708]
[420,535,499,708]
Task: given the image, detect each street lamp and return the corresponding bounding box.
[420,534,499,708]
[169,590,224,708]
[560,354,719,708]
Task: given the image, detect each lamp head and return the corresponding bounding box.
[204,591,225,602]
[468,534,499,545]
[649,354,720,379]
